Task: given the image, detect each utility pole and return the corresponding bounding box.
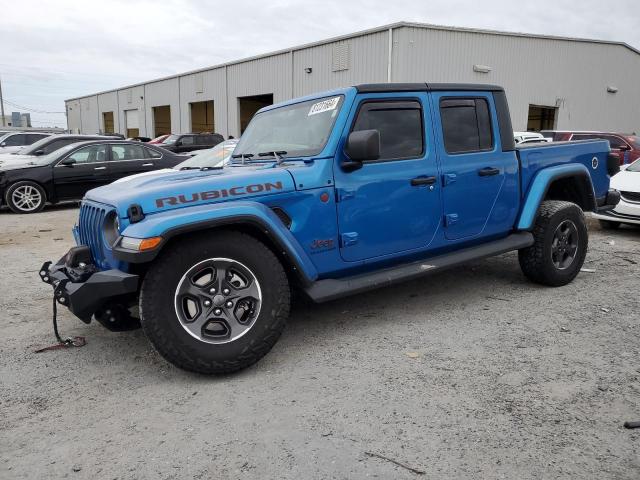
[0,75,5,127]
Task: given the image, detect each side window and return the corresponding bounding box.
[27,134,48,145]
[440,98,493,154]
[144,147,162,159]
[3,134,25,146]
[111,144,146,161]
[181,136,195,146]
[65,145,107,164]
[606,136,627,149]
[351,100,424,161]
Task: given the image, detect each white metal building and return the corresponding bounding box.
[65,22,640,138]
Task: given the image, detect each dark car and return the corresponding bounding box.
[0,134,119,164]
[541,130,640,165]
[159,133,224,153]
[0,140,187,214]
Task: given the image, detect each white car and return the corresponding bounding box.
[592,159,640,228]
[174,139,239,169]
[0,132,51,153]
[514,131,551,144]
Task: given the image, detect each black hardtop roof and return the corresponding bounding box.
[355,83,504,93]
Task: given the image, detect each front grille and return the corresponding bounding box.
[621,191,640,203]
[78,202,110,269]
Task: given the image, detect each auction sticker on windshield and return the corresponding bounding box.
[308,97,341,116]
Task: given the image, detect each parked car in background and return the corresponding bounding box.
[0,132,52,153]
[514,131,550,144]
[148,134,170,144]
[0,134,119,166]
[159,133,224,153]
[541,130,640,165]
[0,140,187,213]
[174,139,239,170]
[592,158,640,229]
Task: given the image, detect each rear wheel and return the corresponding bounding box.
[140,231,290,374]
[519,201,588,286]
[599,219,620,230]
[5,181,46,213]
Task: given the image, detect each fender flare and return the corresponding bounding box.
[516,163,596,230]
[113,200,318,285]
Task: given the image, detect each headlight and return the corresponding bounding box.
[103,211,121,247]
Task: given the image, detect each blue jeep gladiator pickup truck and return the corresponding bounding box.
[41,83,620,374]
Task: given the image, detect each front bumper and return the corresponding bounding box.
[595,189,621,212]
[40,246,139,322]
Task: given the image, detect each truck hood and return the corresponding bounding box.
[610,168,639,192]
[85,164,296,218]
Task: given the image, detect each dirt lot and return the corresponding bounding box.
[1,204,639,479]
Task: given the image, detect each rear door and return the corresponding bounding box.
[108,143,159,181]
[53,144,110,199]
[431,92,519,241]
[334,93,441,262]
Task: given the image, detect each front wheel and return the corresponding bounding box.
[140,231,290,374]
[5,181,46,213]
[518,200,588,286]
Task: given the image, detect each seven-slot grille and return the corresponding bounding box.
[78,202,110,269]
[621,191,640,203]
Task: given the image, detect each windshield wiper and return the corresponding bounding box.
[231,153,254,164]
[179,166,201,170]
[258,151,288,165]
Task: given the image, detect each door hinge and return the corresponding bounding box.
[442,173,457,186]
[340,232,359,247]
[336,188,355,203]
[444,213,459,227]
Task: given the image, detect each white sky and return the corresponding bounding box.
[1,0,638,128]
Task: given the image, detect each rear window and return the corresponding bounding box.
[440,98,493,154]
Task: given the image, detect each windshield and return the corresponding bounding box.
[30,143,81,165]
[162,134,181,145]
[627,158,640,172]
[233,95,344,158]
[175,140,239,169]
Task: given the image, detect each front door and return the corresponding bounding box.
[53,144,110,200]
[432,93,519,240]
[333,94,441,262]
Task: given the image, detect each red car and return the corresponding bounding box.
[148,134,170,144]
[541,130,640,165]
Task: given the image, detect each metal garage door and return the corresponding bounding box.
[125,109,139,138]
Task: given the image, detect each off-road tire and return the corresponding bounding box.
[599,219,620,230]
[139,231,290,374]
[518,200,588,286]
[5,181,46,214]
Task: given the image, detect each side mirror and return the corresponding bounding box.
[175,140,183,147]
[617,144,631,151]
[0,142,6,147]
[342,129,380,172]
[60,158,76,166]
[33,149,44,155]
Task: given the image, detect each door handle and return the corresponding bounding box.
[142,163,154,167]
[478,167,500,176]
[410,176,437,186]
[94,166,106,170]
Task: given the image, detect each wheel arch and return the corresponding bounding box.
[517,164,596,230]
[114,202,318,286]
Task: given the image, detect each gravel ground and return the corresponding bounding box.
[1,205,639,479]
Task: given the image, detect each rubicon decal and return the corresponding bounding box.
[155,182,283,208]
